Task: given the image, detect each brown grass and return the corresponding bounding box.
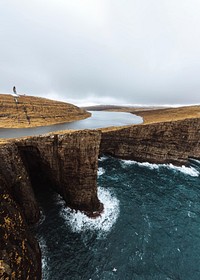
[1,96,199,144]
[0,94,90,128]
[133,105,200,124]
[99,105,200,132]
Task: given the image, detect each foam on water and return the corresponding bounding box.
[99,155,108,162]
[98,167,105,176]
[58,187,119,236]
[120,159,199,177]
[167,164,199,177]
[121,159,159,170]
[36,236,49,280]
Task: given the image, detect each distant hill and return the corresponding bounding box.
[83,104,200,125]
[0,94,90,128]
[82,104,166,111]
[133,105,200,124]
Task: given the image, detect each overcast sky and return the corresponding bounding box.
[1,0,200,106]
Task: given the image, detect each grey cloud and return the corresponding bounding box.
[1,0,200,105]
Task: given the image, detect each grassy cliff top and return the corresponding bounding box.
[133,105,200,124]
[99,105,200,132]
[84,104,200,124]
[0,94,90,128]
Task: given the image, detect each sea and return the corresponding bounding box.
[34,155,200,280]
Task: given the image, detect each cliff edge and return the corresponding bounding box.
[0,94,90,128]
[100,105,200,165]
[0,103,200,279]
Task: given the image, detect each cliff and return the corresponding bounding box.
[0,130,102,279]
[1,105,200,279]
[100,117,200,165]
[0,94,90,128]
[0,169,41,279]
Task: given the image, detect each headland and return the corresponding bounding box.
[0,95,200,279]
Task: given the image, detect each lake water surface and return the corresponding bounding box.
[0,111,142,139]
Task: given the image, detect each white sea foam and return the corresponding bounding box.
[99,155,108,162]
[121,160,159,170]
[189,158,200,164]
[37,236,49,280]
[98,167,105,176]
[59,187,119,237]
[166,164,199,177]
[120,159,199,177]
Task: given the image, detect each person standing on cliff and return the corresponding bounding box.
[12,86,19,104]
[13,86,17,95]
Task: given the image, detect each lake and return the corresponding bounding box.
[0,111,142,139]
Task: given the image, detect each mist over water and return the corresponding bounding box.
[35,156,200,280]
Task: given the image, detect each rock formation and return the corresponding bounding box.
[100,118,200,165]
[0,172,41,279]
[0,130,102,279]
[16,130,102,214]
[0,114,200,279]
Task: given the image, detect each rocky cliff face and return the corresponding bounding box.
[0,129,102,279]
[0,143,40,225]
[17,130,102,214]
[100,118,200,165]
[0,172,41,279]
[1,116,200,279]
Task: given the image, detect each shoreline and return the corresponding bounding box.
[0,94,89,128]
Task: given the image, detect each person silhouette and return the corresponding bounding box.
[13,86,17,95]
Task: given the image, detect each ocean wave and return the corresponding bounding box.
[36,236,49,280]
[121,160,159,170]
[98,167,105,176]
[99,155,108,162]
[120,159,199,177]
[167,164,199,177]
[58,187,119,237]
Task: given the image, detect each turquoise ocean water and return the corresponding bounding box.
[35,156,200,280]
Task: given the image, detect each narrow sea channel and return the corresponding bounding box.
[34,156,200,280]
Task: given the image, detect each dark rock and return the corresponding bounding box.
[0,175,41,279]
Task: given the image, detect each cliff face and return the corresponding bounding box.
[1,116,200,279]
[0,130,102,279]
[17,130,102,214]
[100,118,200,165]
[0,143,40,225]
[0,174,41,279]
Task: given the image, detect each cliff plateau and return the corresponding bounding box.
[0,94,90,128]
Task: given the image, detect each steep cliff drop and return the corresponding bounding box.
[100,118,200,165]
[0,176,41,279]
[0,130,103,279]
[1,104,200,279]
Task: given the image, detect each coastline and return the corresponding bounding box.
[0,98,200,279]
